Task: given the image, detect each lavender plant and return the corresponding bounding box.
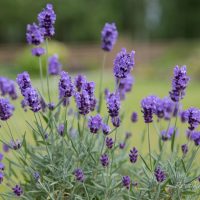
[0,3,200,200]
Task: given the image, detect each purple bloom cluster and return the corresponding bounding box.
[74,168,85,182]
[0,98,14,121]
[141,95,158,123]
[187,131,200,146]
[101,22,118,52]
[58,124,65,136]
[131,112,138,123]
[185,107,200,131]
[0,163,5,170]
[59,71,74,100]
[180,110,188,123]
[102,123,111,135]
[106,137,114,149]
[111,116,121,127]
[0,77,18,100]
[3,144,9,153]
[26,23,44,45]
[74,74,86,92]
[118,74,134,100]
[100,154,109,167]
[161,127,176,141]
[169,65,190,102]
[181,144,188,155]
[12,185,23,196]
[106,93,120,117]
[88,114,102,133]
[129,147,138,163]
[154,167,166,183]
[48,54,62,75]
[113,48,135,79]
[24,88,41,112]
[38,4,56,38]
[122,176,131,189]
[32,47,45,57]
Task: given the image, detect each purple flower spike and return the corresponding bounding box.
[181,144,188,155]
[169,65,190,102]
[48,102,55,111]
[180,110,188,123]
[131,112,138,123]
[100,154,109,167]
[33,172,40,182]
[0,172,3,184]
[58,124,65,136]
[88,114,102,133]
[113,48,135,79]
[185,107,200,131]
[32,47,45,57]
[59,71,74,100]
[122,176,131,189]
[0,163,5,170]
[48,54,62,75]
[101,22,118,52]
[129,147,138,164]
[12,185,23,196]
[24,87,41,112]
[111,116,121,127]
[102,124,111,135]
[154,167,166,183]
[106,137,114,149]
[141,95,158,123]
[106,93,120,117]
[16,72,32,96]
[0,153,3,161]
[0,98,14,121]
[75,90,90,115]
[74,168,85,182]
[74,74,87,92]
[3,143,9,153]
[26,23,44,45]
[38,4,56,38]
[161,127,176,141]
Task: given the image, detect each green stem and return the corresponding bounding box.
[147,124,152,170]
[83,183,89,200]
[39,56,45,96]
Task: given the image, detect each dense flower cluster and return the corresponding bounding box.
[106,137,114,149]
[102,123,111,135]
[12,185,23,196]
[88,114,102,133]
[154,167,166,183]
[181,144,188,155]
[161,127,176,141]
[131,112,138,123]
[74,168,85,182]
[169,65,190,102]
[129,147,138,163]
[74,74,86,92]
[113,48,135,79]
[106,92,120,117]
[101,22,118,51]
[122,176,131,189]
[48,54,62,75]
[100,154,109,167]
[185,107,200,131]
[32,47,45,57]
[0,98,14,120]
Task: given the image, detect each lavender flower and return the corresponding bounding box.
[119,142,125,149]
[12,185,23,196]
[111,116,121,127]
[0,163,4,170]
[24,87,41,112]
[33,172,40,182]
[141,95,158,123]
[188,131,200,146]
[10,139,21,150]
[16,72,32,96]
[181,144,188,155]
[102,124,111,135]
[26,23,44,45]
[161,127,176,141]
[74,168,85,182]
[3,144,9,153]
[101,22,118,52]
[48,54,62,75]
[74,74,86,92]
[185,107,200,131]
[38,4,56,38]
[75,90,91,115]
[129,147,138,164]
[0,172,3,184]
[0,153,3,161]
[169,65,190,102]
[58,124,65,136]
[59,71,74,100]
[0,98,14,121]
[106,93,120,117]
[113,48,135,79]
[122,176,131,189]
[88,114,102,133]
[106,137,114,149]
[48,102,55,111]
[32,47,45,57]
[131,112,138,123]
[100,154,109,167]
[154,167,166,183]
[180,110,188,123]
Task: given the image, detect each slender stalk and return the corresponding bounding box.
[39,56,45,96]
[5,121,15,142]
[83,183,89,200]
[98,53,106,113]
[45,39,51,102]
[147,124,152,170]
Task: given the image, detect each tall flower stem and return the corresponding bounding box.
[39,57,45,96]
[98,53,106,113]
[147,123,152,170]
[45,39,51,103]
[83,183,89,200]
